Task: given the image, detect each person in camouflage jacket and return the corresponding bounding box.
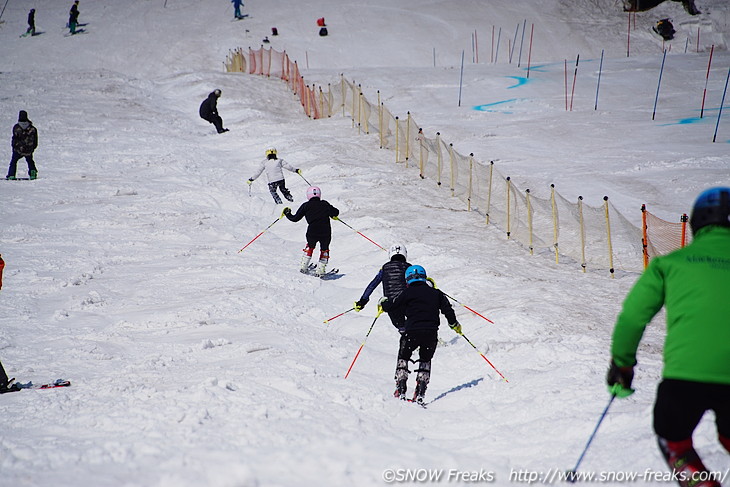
[6,110,38,180]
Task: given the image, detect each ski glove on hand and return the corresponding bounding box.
[354,298,369,311]
[606,360,635,398]
[449,321,462,335]
[296,169,302,174]
[282,207,291,218]
[331,216,339,221]
[247,178,254,185]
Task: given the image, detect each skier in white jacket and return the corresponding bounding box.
[247,148,300,204]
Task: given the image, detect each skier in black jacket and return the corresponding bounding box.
[199,89,228,134]
[380,265,461,404]
[6,110,38,180]
[354,243,410,330]
[283,186,339,276]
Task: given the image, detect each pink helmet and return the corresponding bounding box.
[306,186,321,200]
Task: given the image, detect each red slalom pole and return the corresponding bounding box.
[335,218,387,251]
[459,332,508,382]
[238,214,284,253]
[324,307,355,324]
[700,44,714,118]
[344,310,383,378]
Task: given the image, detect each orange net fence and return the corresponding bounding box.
[642,206,690,268]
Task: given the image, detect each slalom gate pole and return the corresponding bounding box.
[566,394,617,483]
[712,66,730,143]
[344,310,383,379]
[570,54,580,111]
[238,214,284,253]
[594,49,604,111]
[526,23,534,78]
[323,307,355,324]
[297,171,312,186]
[652,49,667,121]
[335,218,387,251]
[441,291,494,324]
[700,45,714,118]
[459,332,508,382]
[458,50,465,107]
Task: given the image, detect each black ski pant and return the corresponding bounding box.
[7,151,37,178]
[202,114,225,133]
[395,329,438,385]
[267,179,292,204]
[654,379,730,442]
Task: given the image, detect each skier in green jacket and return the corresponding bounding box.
[608,187,730,487]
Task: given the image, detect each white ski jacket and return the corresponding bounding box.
[250,157,297,183]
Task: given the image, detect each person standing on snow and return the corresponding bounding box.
[68,1,80,35]
[0,253,5,290]
[354,243,411,331]
[24,9,36,37]
[607,187,730,487]
[247,148,300,204]
[199,89,229,134]
[231,0,244,19]
[6,110,38,180]
[283,186,339,276]
[379,265,461,404]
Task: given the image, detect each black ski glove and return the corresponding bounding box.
[606,360,635,398]
[354,298,369,311]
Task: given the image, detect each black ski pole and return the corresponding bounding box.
[566,394,616,482]
[296,170,311,186]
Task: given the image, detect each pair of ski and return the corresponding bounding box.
[395,393,427,408]
[1,378,71,394]
[302,263,342,280]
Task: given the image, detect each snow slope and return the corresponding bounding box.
[0,0,728,486]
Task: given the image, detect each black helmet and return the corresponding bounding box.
[689,187,730,234]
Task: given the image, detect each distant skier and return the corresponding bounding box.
[380,265,461,404]
[654,18,675,41]
[0,253,4,290]
[231,0,244,19]
[608,187,730,487]
[354,243,411,332]
[247,148,300,204]
[283,186,339,276]
[198,89,229,134]
[6,110,39,180]
[24,9,36,37]
[68,1,80,35]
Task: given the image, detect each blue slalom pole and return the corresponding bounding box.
[712,67,730,143]
[652,49,667,121]
[595,50,604,111]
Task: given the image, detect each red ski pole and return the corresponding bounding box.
[344,309,383,378]
[459,332,508,382]
[334,218,387,252]
[238,213,284,253]
[323,307,355,324]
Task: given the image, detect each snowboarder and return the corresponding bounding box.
[354,243,411,332]
[24,9,36,37]
[379,265,461,404]
[607,187,730,487]
[654,18,676,41]
[247,148,300,204]
[68,1,80,35]
[198,89,229,134]
[6,110,38,180]
[282,186,339,276]
[231,0,244,20]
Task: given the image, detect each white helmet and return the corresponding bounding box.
[389,243,407,260]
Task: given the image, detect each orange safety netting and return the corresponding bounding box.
[642,206,690,267]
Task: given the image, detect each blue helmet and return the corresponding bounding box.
[405,265,427,285]
[690,187,730,234]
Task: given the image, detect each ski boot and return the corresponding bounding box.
[299,246,313,273]
[394,379,407,400]
[283,189,294,202]
[6,176,16,180]
[29,170,37,180]
[314,250,329,277]
[658,437,721,487]
[412,380,427,405]
[394,359,409,400]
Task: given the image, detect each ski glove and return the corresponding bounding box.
[449,320,462,335]
[331,215,339,221]
[296,169,302,174]
[606,360,635,398]
[282,207,291,218]
[354,298,369,311]
[247,178,254,185]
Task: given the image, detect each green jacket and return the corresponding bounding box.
[611,226,730,385]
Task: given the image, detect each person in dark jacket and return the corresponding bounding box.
[199,89,228,134]
[68,1,80,34]
[24,9,36,36]
[354,243,411,331]
[608,187,730,487]
[231,0,244,19]
[6,110,38,180]
[283,186,339,276]
[380,265,461,404]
